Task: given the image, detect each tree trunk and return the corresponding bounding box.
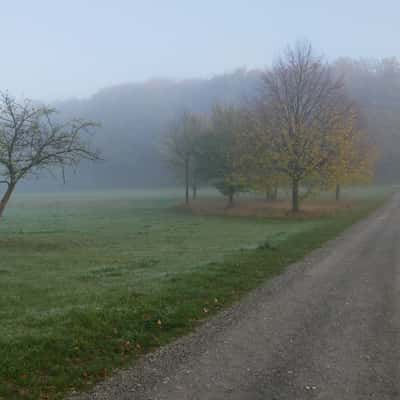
[192,173,197,200]
[192,182,197,200]
[184,158,189,205]
[335,183,341,201]
[273,186,278,201]
[0,183,15,218]
[228,188,235,207]
[266,186,278,202]
[292,179,300,212]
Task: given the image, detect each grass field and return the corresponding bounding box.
[0,187,390,399]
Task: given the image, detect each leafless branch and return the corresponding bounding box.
[0,92,100,216]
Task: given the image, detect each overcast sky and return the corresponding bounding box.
[1,0,398,100]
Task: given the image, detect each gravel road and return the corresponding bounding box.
[70,195,400,399]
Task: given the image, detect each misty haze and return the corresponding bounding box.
[1,2,400,400]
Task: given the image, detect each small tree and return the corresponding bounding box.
[236,103,286,201]
[324,111,376,200]
[262,41,353,212]
[164,111,204,204]
[0,93,99,218]
[197,104,246,207]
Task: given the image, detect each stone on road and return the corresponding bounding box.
[71,196,400,399]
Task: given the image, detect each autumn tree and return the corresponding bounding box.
[332,57,395,183]
[236,99,287,201]
[197,104,246,207]
[323,109,376,200]
[262,41,355,212]
[164,111,205,204]
[0,93,99,218]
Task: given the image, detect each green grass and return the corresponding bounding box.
[0,188,390,399]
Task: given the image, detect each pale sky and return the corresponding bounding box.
[1,0,398,100]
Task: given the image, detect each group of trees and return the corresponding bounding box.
[6,54,394,194]
[166,43,375,212]
[3,50,394,193]
[164,105,246,206]
[0,42,382,217]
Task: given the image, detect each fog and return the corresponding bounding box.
[2,1,400,191]
[2,1,399,100]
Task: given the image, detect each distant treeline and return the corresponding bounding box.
[24,49,400,192]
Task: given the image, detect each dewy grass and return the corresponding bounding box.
[0,189,389,399]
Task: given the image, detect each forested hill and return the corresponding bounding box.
[22,60,400,192]
[24,70,261,191]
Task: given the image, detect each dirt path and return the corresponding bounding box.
[70,195,400,399]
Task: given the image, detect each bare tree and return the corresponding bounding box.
[262,41,350,212]
[0,93,99,217]
[164,111,204,205]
